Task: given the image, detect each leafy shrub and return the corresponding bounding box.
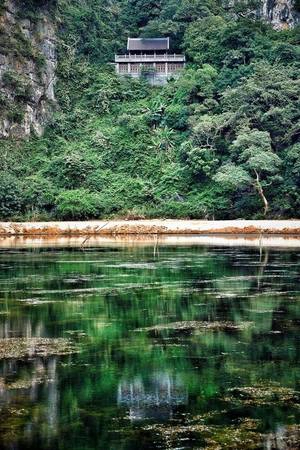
[90,174,153,215]
[163,104,189,130]
[23,176,58,212]
[55,189,103,220]
[46,150,100,188]
[0,174,23,219]
[183,145,219,177]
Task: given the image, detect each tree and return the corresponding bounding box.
[214,129,281,215]
[221,63,300,149]
[213,163,251,188]
[182,143,219,178]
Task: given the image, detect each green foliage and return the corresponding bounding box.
[55,189,102,219]
[184,145,219,178]
[213,163,251,191]
[0,173,23,218]
[163,103,189,130]
[57,0,125,62]
[284,144,300,183]
[231,129,281,175]
[45,149,100,189]
[23,176,58,211]
[0,24,40,60]
[2,70,32,101]
[0,0,299,219]
[17,0,57,21]
[84,171,153,215]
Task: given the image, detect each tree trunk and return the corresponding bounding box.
[253,170,269,216]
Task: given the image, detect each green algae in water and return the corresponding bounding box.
[0,244,299,449]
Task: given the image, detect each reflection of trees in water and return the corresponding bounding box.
[0,356,59,443]
[0,246,298,449]
[265,425,300,449]
[257,248,269,289]
[0,316,45,339]
[118,372,187,421]
[0,247,299,340]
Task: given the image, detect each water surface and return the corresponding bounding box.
[0,241,299,449]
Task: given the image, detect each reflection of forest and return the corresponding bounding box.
[0,311,60,446]
[118,373,187,420]
[0,317,45,339]
[0,356,58,441]
[0,245,299,449]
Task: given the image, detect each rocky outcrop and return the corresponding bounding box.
[261,0,300,29]
[0,0,56,138]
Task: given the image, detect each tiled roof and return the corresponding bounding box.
[127,38,169,51]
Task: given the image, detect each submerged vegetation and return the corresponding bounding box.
[143,421,300,449]
[0,0,299,220]
[0,245,299,448]
[136,320,254,333]
[0,337,79,359]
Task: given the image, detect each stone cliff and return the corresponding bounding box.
[261,0,299,29]
[0,0,56,138]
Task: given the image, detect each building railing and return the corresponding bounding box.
[115,53,186,63]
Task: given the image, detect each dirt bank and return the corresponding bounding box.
[0,220,300,236]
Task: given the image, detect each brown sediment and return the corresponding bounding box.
[203,226,259,234]
[103,224,169,235]
[0,220,300,236]
[205,226,300,235]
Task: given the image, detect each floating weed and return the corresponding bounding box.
[0,375,49,390]
[136,321,254,334]
[143,422,262,449]
[0,338,80,360]
[143,420,300,449]
[225,383,300,406]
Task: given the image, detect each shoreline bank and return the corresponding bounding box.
[0,220,300,236]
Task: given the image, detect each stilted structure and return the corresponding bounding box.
[115,37,185,85]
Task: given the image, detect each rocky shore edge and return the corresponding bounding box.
[0,220,300,236]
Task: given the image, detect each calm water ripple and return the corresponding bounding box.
[0,243,299,449]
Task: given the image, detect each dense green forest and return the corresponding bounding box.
[1,0,300,220]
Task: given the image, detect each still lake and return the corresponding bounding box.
[0,238,299,449]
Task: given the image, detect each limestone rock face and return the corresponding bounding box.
[0,0,56,139]
[261,0,299,29]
